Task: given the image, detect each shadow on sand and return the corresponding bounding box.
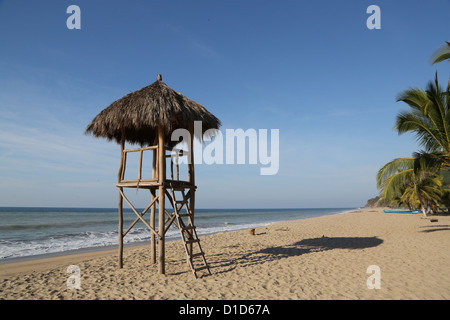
[419,225,450,233]
[210,236,383,275]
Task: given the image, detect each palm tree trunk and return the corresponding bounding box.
[421,207,427,217]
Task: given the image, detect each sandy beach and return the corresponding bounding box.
[1,207,449,300]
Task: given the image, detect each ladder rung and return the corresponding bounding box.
[176,200,187,204]
[185,239,200,244]
[194,265,209,272]
[190,252,204,259]
[182,225,196,230]
[179,213,192,217]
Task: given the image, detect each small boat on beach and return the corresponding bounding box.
[383,209,421,214]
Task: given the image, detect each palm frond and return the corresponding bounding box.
[425,73,450,149]
[376,157,414,187]
[396,88,429,112]
[431,41,450,64]
[395,75,450,153]
[394,111,443,151]
[398,172,443,210]
[376,157,415,201]
[412,150,447,173]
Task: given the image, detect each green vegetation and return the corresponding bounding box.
[376,41,450,216]
[365,196,389,208]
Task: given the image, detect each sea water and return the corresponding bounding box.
[0,207,356,261]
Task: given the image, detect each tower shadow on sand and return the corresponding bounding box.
[210,236,383,275]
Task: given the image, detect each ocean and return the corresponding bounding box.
[0,207,356,262]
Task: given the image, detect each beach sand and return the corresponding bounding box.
[1,207,449,300]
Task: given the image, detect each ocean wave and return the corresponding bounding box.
[0,222,268,259]
[0,207,356,260]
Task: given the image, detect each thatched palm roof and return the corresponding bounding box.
[85,74,220,148]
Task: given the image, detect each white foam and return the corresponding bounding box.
[0,223,267,259]
[0,207,357,260]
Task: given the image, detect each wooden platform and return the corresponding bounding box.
[116,179,196,190]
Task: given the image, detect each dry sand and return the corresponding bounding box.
[1,207,449,300]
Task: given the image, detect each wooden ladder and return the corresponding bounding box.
[168,185,211,278]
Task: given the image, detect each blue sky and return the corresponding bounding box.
[0,0,449,208]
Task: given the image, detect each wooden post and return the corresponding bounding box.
[138,149,143,180]
[188,126,195,255]
[189,126,195,219]
[158,125,166,275]
[118,137,125,269]
[188,125,195,186]
[118,188,123,269]
[150,148,157,264]
[150,189,156,263]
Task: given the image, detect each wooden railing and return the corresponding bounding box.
[166,148,185,181]
[118,146,189,186]
[119,146,158,184]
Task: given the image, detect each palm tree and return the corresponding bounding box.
[400,173,443,215]
[377,74,450,214]
[377,42,450,213]
[376,156,444,216]
[432,41,450,64]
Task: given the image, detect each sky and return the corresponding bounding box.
[0,0,449,209]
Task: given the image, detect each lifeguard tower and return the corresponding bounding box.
[86,75,220,278]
